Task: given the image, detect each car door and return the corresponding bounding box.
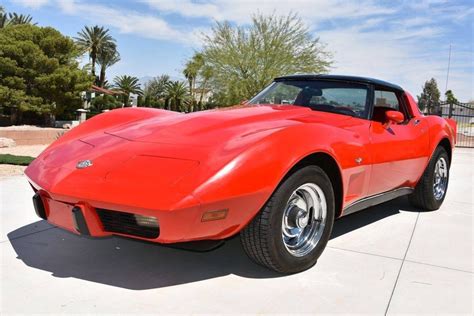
[367,88,430,196]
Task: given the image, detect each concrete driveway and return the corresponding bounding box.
[1,149,472,314]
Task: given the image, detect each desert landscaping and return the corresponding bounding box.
[0,125,57,176]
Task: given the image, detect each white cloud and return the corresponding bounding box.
[55,0,202,45]
[11,0,473,100]
[10,0,49,9]
[140,0,471,100]
[142,0,395,24]
[319,25,473,101]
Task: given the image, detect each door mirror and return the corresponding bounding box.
[385,110,404,124]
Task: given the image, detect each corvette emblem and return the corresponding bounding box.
[76,160,93,169]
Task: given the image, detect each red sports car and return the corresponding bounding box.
[25,75,457,273]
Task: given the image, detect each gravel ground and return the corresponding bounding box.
[0,125,61,131]
[0,145,47,177]
[0,145,47,156]
[0,165,27,177]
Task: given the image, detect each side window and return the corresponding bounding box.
[374,90,399,110]
[372,89,409,123]
[308,88,368,118]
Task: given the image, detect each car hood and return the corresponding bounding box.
[104,105,351,146]
[25,105,354,210]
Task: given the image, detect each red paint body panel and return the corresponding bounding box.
[25,86,456,243]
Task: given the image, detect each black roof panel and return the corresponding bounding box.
[274,74,404,91]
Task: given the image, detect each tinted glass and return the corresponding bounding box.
[374,90,399,110]
[249,80,369,118]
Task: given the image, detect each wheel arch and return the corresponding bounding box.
[437,137,452,163]
[283,152,344,219]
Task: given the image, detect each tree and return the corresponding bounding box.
[113,75,143,107]
[183,53,204,110]
[75,25,115,80]
[165,81,189,112]
[0,7,6,28]
[8,12,35,25]
[445,90,458,104]
[195,13,332,105]
[183,53,214,111]
[90,94,121,112]
[197,64,213,110]
[0,24,93,124]
[143,74,170,108]
[1,6,36,28]
[97,43,120,87]
[418,78,441,114]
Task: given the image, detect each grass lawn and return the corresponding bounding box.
[0,154,35,166]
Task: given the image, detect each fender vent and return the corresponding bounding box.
[96,209,159,239]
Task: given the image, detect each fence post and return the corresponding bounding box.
[448,102,453,118]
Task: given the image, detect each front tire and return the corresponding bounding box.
[409,146,450,211]
[240,166,335,273]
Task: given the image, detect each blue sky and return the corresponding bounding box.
[4,0,474,101]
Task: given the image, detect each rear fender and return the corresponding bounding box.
[425,115,456,165]
[445,118,457,144]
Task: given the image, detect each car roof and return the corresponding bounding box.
[274,74,404,92]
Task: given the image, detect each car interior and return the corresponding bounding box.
[371,89,410,124]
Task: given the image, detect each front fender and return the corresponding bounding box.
[182,123,356,240]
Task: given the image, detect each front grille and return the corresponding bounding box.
[96,209,160,239]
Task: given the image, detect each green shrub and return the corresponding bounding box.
[0,154,35,166]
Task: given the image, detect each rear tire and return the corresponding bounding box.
[409,146,450,211]
[240,166,335,273]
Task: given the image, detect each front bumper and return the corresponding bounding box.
[28,184,264,243]
[30,190,204,243]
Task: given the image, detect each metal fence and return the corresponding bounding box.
[439,101,474,148]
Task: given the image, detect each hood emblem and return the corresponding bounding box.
[76,160,93,169]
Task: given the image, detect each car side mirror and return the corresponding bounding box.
[385,110,404,124]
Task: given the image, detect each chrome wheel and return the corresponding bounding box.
[433,157,448,200]
[282,183,327,257]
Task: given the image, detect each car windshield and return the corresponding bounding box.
[249,80,369,118]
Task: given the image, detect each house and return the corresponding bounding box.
[192,88,213,104]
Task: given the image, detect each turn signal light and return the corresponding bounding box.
[201,209,228,222]
[134,214,159,228]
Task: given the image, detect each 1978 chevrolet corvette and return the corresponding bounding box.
[25,75,456,273]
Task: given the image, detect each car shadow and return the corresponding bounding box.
[331,196,422,239]
[7,196,422,290]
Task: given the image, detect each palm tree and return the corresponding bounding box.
[198,65,213,110]
[144,75,169,98]
[0,7,36,28]
[113,75,143,107]
[144,74,170,107]
[75,25,115,80]
[8,12,35,25]
[165,81,189,112]
[183,53,204,111]
[0,6,7,28]
[97,43,120,88]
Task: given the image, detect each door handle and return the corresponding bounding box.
[413,119,421,126]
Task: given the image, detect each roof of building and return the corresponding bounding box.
[90,85,122,95]
[274,74,404,91]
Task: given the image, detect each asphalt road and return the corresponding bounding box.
[1,148,472,314]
